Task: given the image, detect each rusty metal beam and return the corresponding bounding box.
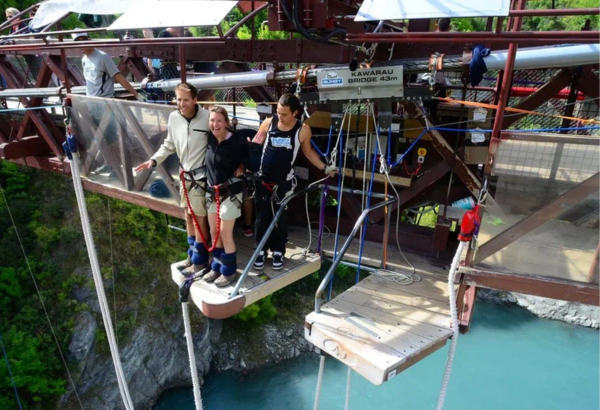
[577,70,600,101]
[419,122,482,199]
[474,172,600,265]
[456,285,477,333]
[369,159,452,223]
[81,178,185,219]
[114,102,180,198]
[0,136,51,159]
[589,244,600,285]
[460,266,599,306]
[502,69,572,129]
[500,131,600,145]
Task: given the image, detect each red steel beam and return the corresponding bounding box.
[577,70,600,100]
[461,266,600,306]
[509,8,600,17]
[501,69,572,129]
[0,136,51,159]
[474,172,600,265]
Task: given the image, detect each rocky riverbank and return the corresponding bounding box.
[477,289,599,328]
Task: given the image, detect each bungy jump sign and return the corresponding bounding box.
[316,65,403,101]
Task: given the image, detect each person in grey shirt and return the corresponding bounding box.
[73,31,139,99]
[72,31,140,173]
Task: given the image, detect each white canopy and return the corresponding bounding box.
[108,0,238,31]
[30,0,237,30]
[355,0,511,22]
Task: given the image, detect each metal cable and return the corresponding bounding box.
[0,183,84,409]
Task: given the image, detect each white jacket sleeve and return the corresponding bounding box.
[151,122,176,166]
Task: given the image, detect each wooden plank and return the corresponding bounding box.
[357,279,452,314]
[244,257,320,306]
[342,168,411,187]
[320,300,427,358]
[323,299,441,349]
[363,275,452,304]
[339,287,452,329]
[305,311,405,385]
[328,295,451,341]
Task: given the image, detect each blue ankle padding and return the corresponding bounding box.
[187,236,196,258]
[191,241,208,265]
[211,248,224,272]
[220,252,237,276]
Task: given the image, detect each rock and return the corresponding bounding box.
[285,329,293,337]
[68,311,97,364]
[240,359,246,369]
[229,353,235,360]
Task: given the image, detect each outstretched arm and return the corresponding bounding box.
[299,124,337,177]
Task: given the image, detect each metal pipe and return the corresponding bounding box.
[314,197,397,313]
[484,44,600,70]
[145,70,271,92]
[229,184,322,298]
[322,257,377,273]
[348,36,597,45]
[352,30,600,39]
[326,184,389,199]
[0,38,224,51]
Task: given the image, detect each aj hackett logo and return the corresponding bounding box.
[348,68,398,84]
[321,72,343,86]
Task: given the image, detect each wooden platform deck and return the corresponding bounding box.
[305,273,453,385]
[171,234,321,319]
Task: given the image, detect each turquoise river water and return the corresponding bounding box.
[156,302,599,410]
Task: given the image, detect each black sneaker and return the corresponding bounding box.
[253,251,265,270]
[272,252,284,271]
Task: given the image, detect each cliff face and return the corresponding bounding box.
[61,307,219,409]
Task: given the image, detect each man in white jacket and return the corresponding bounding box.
[135,83,210,275]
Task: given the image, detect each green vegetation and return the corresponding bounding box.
[0,161,187,407]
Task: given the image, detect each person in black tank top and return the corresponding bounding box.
[249,94,338,271]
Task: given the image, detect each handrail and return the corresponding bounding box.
[229,183,323,298]
[314,197,397,313]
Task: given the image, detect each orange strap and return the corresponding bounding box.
[436,97,600,125]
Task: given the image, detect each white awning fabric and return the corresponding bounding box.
[355,0,511,22]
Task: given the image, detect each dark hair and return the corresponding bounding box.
[209,105,231,127]
[437,18,451,32]
[278,93,303,119]
[175,82,198,99]
[158,29,172,38]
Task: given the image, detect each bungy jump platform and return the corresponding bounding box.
[171,190,455,386]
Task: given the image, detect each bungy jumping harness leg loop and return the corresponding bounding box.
[180,169,221,252]
[65,123,134,410]
[436,204,481,410]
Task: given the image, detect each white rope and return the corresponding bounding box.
[70,155,134,410]
[436,240,466,410]
[182,302,203,410]
[313,354,326,410]
[369,105,419,282]
[344,367,352,410]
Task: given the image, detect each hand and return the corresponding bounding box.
[234,165,244,177]
[324,165,339,177]
[251,131,266,145]
[134,160,154,172]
